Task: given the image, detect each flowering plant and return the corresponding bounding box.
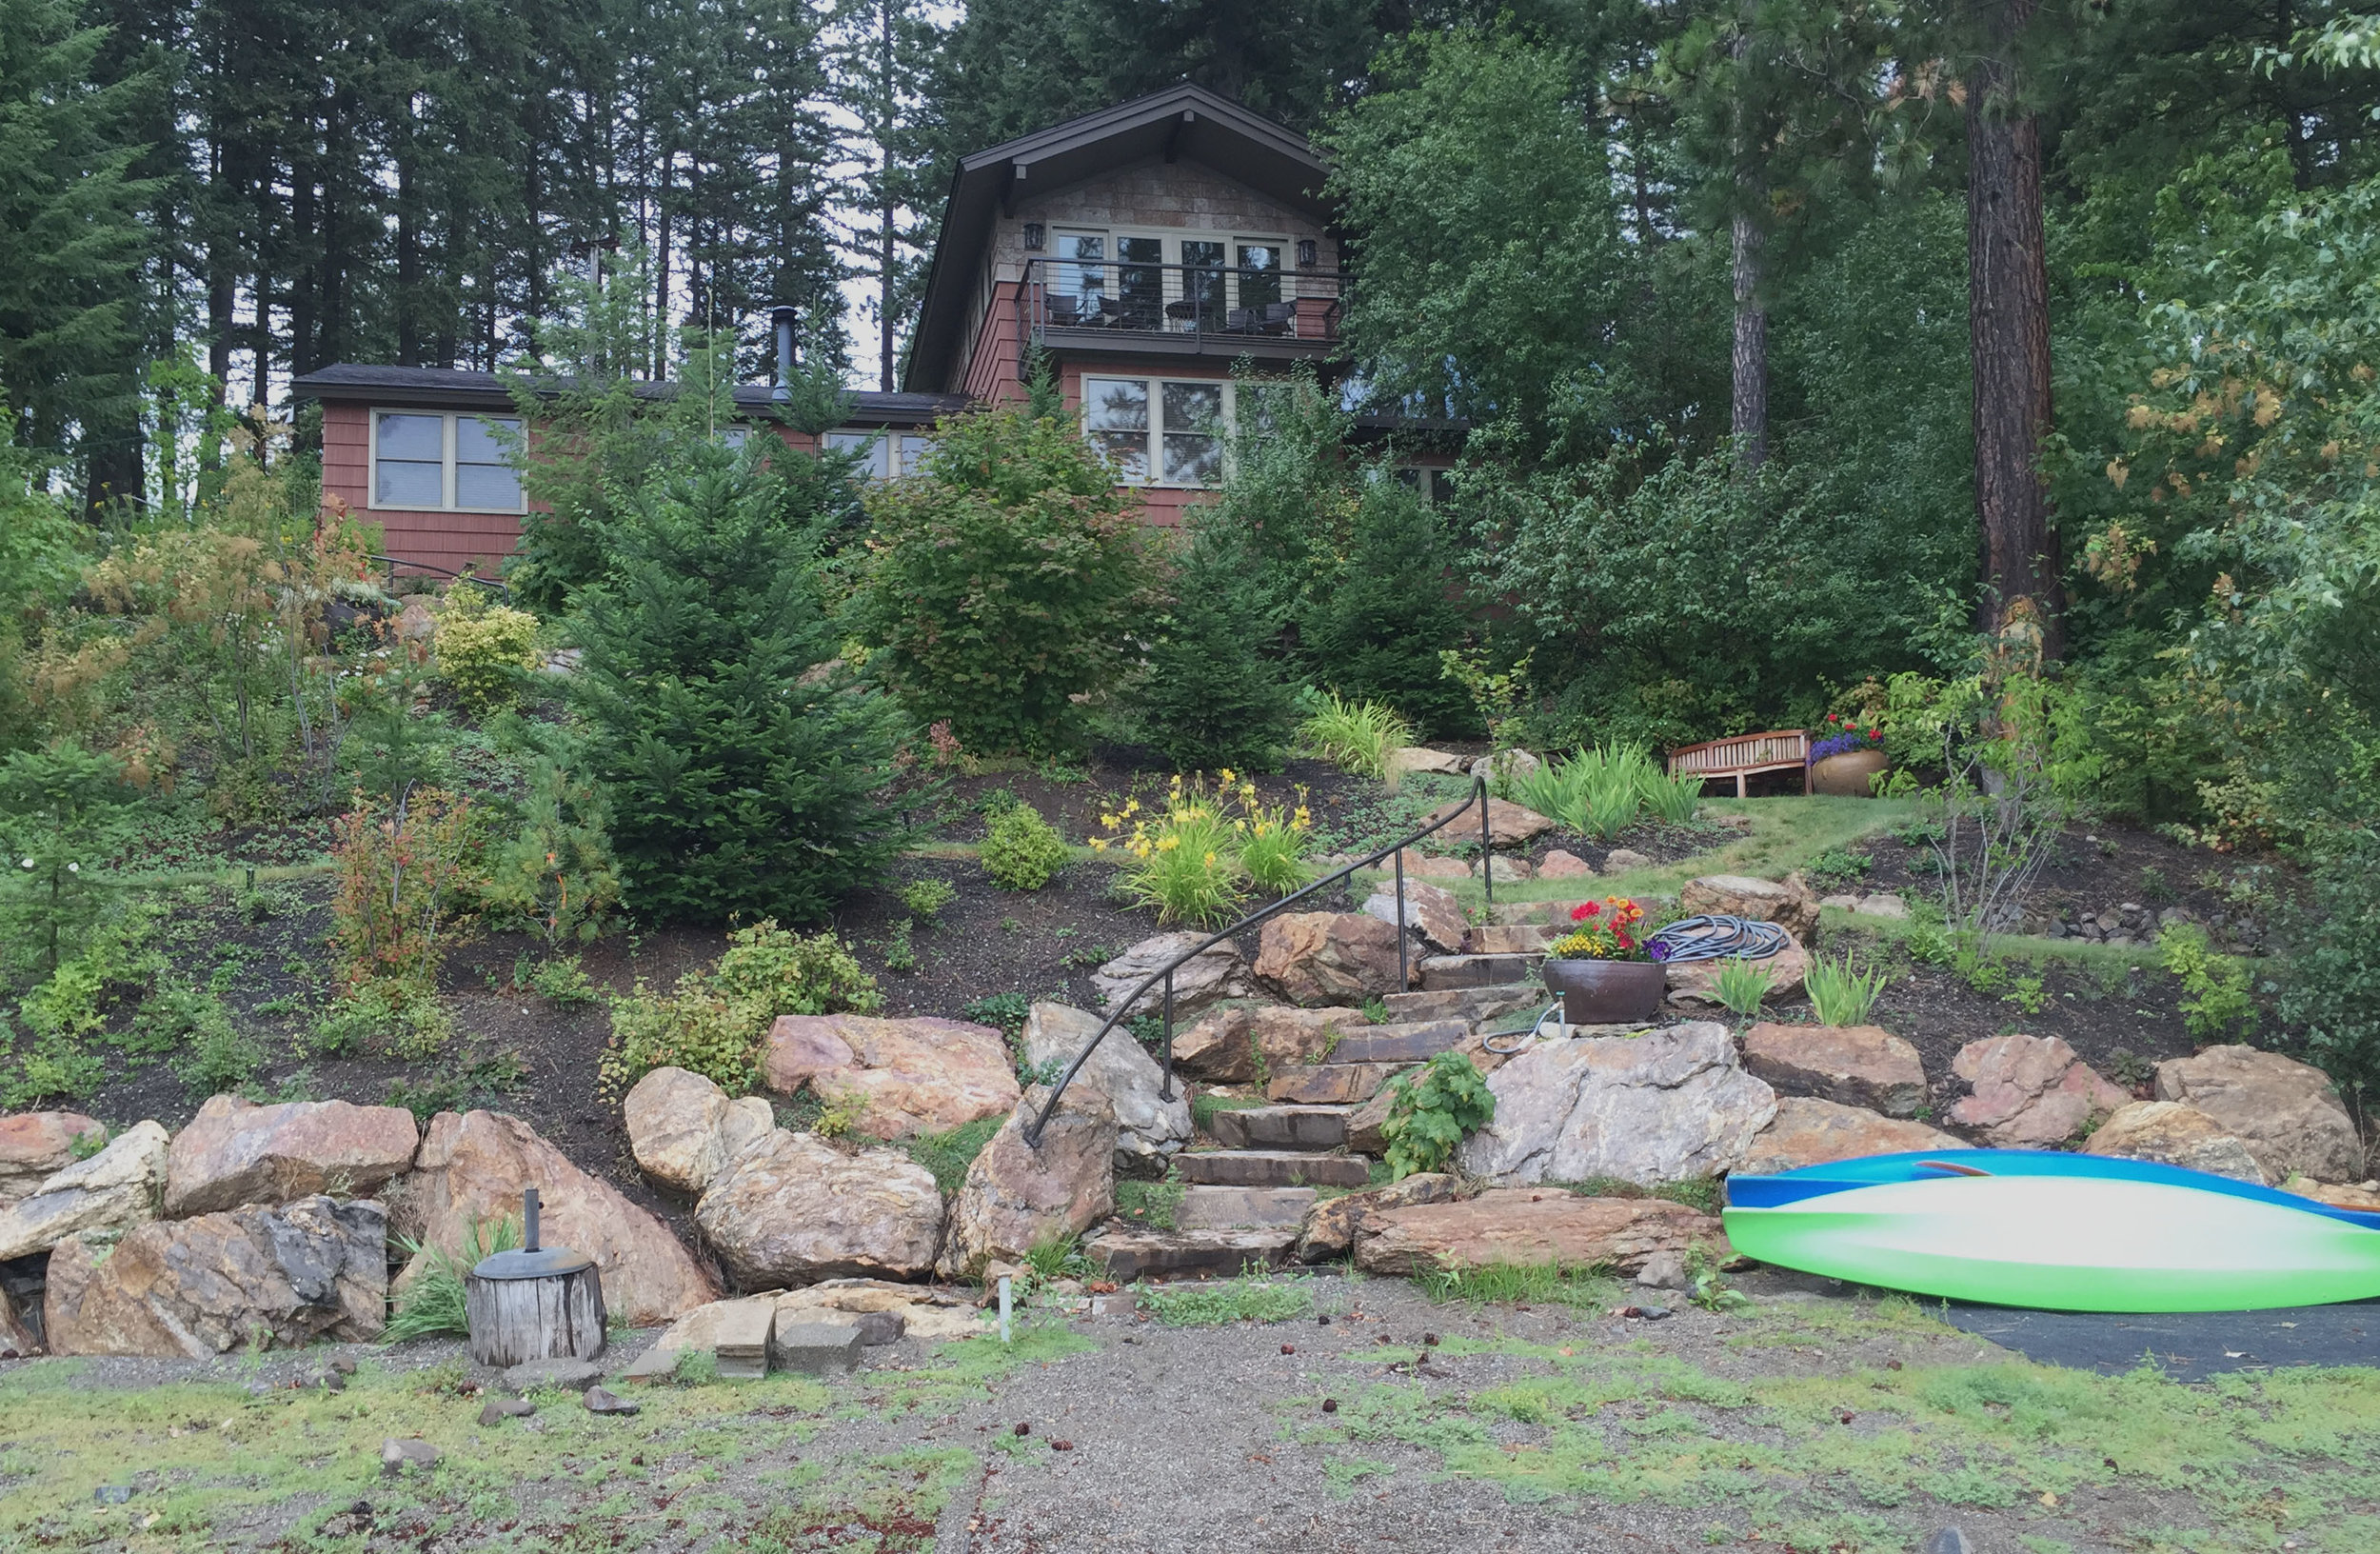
[1808,712,1885,764]
[1550,895,1663,962]
[1091,771,1314,925]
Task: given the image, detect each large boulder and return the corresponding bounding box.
[1384,747,1467,784]
[624,1067,775,1195]
[395,1110,718,1326]
[1458,1023,1776,1185]
[0,1120,169,1262]
[1949,1035,2129,1146]
[165,1095,420,1218]
[2084,1101,2268,1184]
[1020,1002,1191,1167]
[1361,880,1468,955]
[771,1280,982,1342]
[1172,1005,1369,1086]
[763,1013,1021,1142]
[938,1086,1117,1281]
[1664,941,1810,1007]
[44,1195,386,1357]
[1677,875,1820,944]
[1254,913,1408,1006]
[1355,1190,1726,1277]
[2153,1046,2363,1184]
[694,1129,944,1287]
[1739,1023,1927,1118]
[1424,796,1555,848]
[1293,1173,1459,1263]
[0,1111,104,1207]
[1089,932,1255,1017]
[1733,1098,1965,1177]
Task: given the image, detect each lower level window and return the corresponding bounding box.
[824,429,938,480]
[1081,376,1231,487]
[371,410,524,511]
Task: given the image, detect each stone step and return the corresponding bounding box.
[1266,1064,1396,1105]
[1085,1225,1299,1282]
[1327,1019,1467,1065]
[1174,1149,1373,1187]
[1418,952,1542,990]
[1208,1105,1352,1150]
[1465,924,1557,955]
[1380,985,1541,1026]
[1175,1185,1317,1230]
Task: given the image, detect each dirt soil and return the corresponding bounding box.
[1,1270,2361,1554]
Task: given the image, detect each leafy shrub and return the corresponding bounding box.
[982,801,1069,891]
[2279,837,2380,1121]
[0,1016,104,1108]
[307,988,397,1057]
[849,408,1163,754]
[2157,924,2256,1043]
[1380,1051,1497,1179]
[880,919,918,972]
[898,877,957,921]
[569,448,909,924]
[1296,690,1414,780]
[599,921,881,1097]
[431,586,542,709]
[962,991,1031,1039]
[329,789,479,990]
[526,956,600,1006]
[149,983,266,1098]
[1805,950,1889,1027]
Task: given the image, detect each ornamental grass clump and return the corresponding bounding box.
[1093,772,1314,926]
[1805,948,1889,1026]
[1296,691,1413,779]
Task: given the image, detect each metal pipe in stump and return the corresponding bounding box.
[464,1188,606,1367]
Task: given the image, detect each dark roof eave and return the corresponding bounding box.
[289,364,970,428]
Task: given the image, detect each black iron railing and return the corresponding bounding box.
[1023,774,1495,1146]
[1016,257,1344,354]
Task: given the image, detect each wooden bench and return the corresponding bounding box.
[1667,728,1809,798]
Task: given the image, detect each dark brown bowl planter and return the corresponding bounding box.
[1810,748,1890,797]
[1541,958,1666,1025]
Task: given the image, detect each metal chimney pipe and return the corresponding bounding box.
[523,1187,542,1252]
[770,306,799,399]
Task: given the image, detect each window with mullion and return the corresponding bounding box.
[371,410,522,511]
[1082,376,1232,488]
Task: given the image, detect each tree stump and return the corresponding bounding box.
[465,1263,606,1367]
[463,1186,606,1366]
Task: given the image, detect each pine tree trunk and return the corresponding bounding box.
[1731,208,1767,468]
[1965,0,2063,657]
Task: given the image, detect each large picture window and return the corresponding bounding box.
[370,410,524,512]
[1044,229,1296,332]
[1081,376,1237,487]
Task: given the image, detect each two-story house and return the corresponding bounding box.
[293,83,1448,576]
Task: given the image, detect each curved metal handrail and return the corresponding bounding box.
[1023,772,1497,1146]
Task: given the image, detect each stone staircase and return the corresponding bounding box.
[1082,986,1556,1280]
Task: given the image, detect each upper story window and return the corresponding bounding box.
[1082,376,1237,487]
[371,410,524,512]
[824,429,938,481]
[1048,229,1290,332]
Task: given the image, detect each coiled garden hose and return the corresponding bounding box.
[1646,913,1791,963]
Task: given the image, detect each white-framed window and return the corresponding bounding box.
[823,429,938,481]
[1081,376,1235,487]
[1044,228,1293,332]
[369,410,525,512]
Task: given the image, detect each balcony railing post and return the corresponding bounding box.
[1394,844,1408,990]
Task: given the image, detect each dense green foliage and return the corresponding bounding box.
[1380,1051,1497,1180]
[601,920,882,1096]
[568,443,910,923]
[980,798,1071,892]
[1132,516,1300,770]
[848,408,1163,754]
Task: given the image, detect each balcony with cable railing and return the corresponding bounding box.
[1014,256,1346,369]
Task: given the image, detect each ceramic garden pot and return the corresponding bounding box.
[1810,748,1890,797]
[1540,958,1666,1025]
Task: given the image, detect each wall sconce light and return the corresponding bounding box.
[1022,222,1045,251]
[1296,238,1318,269]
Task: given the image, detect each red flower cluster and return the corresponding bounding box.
[1823,712,1883,741]
[1560,895,1650,959]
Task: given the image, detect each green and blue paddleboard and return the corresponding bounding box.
[1721,1150,2380,1312]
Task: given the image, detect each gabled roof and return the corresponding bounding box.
[902,84,1333,392]
[289,363,970,428]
